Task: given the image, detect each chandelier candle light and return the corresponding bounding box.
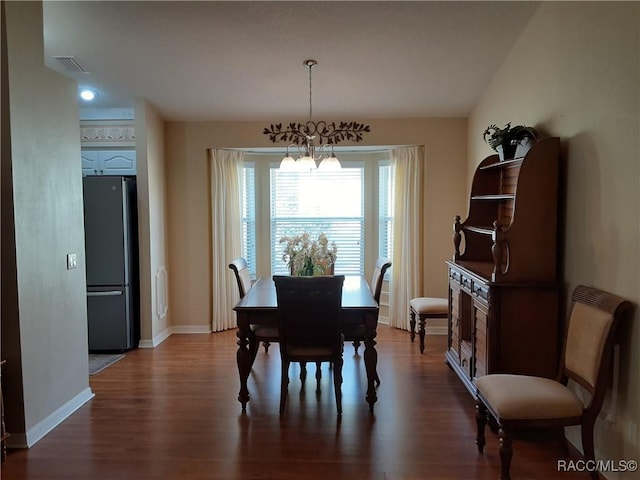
[263,59,371,171]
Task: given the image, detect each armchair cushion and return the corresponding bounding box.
[565,302,614,387]
[476,374,584,420]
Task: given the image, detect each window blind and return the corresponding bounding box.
[270,165,364,275]
[378,161,395,263]
[242,163,257,277]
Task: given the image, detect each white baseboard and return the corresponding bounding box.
[426,325,448,335]
[136,323,444,351]
[170,325,212,334]
[7,387,94,449]
[138,327,172,348]
[138,325,212,348]
[377,319,448,336]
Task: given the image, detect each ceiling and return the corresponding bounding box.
[42,1,540,122]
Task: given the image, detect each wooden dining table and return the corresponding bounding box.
[233,275,380,412]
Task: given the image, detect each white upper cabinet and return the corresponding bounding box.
[80,118,136,176]
[82,149,136,176]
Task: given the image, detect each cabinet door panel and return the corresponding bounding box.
[449,285,461,360]
[82,150,100,176]
[460,341,473,379]
[82,149,137,176]
[474,299,488,379]
[100,150,136,175]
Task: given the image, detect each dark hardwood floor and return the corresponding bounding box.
[2,326,587,480]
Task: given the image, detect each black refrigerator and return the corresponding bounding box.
[83,176,139,352]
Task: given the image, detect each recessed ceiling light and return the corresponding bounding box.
[79,89,98,101]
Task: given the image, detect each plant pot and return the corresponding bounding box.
[496,143,517,162]
[514,135,536,158]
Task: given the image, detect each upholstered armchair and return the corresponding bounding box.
[474,285,632,480]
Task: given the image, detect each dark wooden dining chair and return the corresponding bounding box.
[229,258,277,359]
[342,258,391,385]
[343,258,391,354]
[370,258,393,306]
[274,275,346,415]
[475,285,633,480]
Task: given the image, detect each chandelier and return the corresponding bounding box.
[263,59,371,171]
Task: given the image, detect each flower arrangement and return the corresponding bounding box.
[279,232,337,276]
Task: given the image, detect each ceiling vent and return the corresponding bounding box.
[53,56,89,74]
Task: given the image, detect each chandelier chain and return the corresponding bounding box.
[308,62,313,121]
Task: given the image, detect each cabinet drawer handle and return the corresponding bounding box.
[87,290,123,297]
[474,286,488,299]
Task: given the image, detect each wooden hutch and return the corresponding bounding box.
[445,137,562,397]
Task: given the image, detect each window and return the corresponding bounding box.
[270,163,364,275]
[378,161,395,262]
[241,152,394,278]
[241,162,257,277]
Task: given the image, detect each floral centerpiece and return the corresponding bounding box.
[279,232,337,276]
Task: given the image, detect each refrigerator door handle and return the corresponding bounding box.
[87,290,123,297]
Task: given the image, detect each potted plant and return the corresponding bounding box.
[483,123,538,161]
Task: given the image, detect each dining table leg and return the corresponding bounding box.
[363,311,378,413]
[236,313,252,411]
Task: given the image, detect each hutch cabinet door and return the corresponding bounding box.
[448,283,462,362]
[473,297,489,380]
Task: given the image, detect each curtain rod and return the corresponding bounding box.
[216,145,412,155]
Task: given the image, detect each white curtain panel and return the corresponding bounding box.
[389,145,425,330]
[209,148,244,332]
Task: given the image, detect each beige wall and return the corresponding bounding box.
[135,99,171,346]
[1,1,92,447]
[165,118,468,329]
[469,2,640,471]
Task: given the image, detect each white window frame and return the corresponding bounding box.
[242,151,392,282]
